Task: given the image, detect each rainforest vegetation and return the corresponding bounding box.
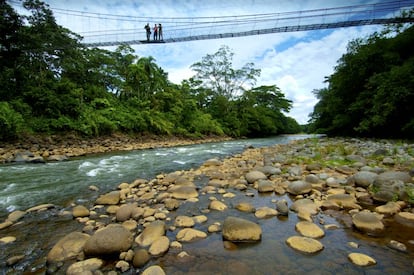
[0,0,301,141]
[309,16,414,138]
[2,1,412,142]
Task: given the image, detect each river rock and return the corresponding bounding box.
[394,212,414,227]
[258,166,281,176]
[0,236,16,244]
[170,186,198,200]
[325,194,361,209]
[290,199,319,221]
[66,258,104,275]
[353,171,378,188]
[142,265,166,275]
[6,255,25,266]
[0,221,13,230]
[175,215,195,227]
[116,260,130,272]
[245,170,267,184]
[135,220,166,247]
[72,205,90,218]
[276,200,289,216]
[209,200,228,211]
[116,204,137,222]
[305,174,320,184]
[286,236,324,253]
[164,198,181,210]
[371,171,412,202]
[235,202,255,213]
[84,224,133,256]
[287,180,312,195]
[95,191,120,205]
[176,228,207,242]
[352,211,384,234]
[149,236,170,256]
[257,180,275,192]
[348,253,376,266]
[203,158,222,166]
[388,240,407,252]
[132,249,150,268]
[6,210,26,223]
[222,216,262,242]
[295,221,325,238]
[26,203,55,212]
[375,201,401,215]
[47,232,90,263]
[255,207,278,218]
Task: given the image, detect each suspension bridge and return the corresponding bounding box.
[16,0,414,47]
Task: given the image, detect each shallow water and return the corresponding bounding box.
[0,134,413,274]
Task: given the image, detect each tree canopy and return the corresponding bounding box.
[309,23,414,138]
[0,0,300,141]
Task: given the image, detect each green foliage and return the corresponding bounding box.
[0,1,301,141]
[0,102,24,140]
[309,24,414,138]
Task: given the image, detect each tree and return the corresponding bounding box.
[309,24,414,138]
[190,45,260,100]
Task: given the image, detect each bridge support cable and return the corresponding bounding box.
[83,17,414,47]
[10,0,412,47]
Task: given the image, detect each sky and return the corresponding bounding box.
[10,0,409,124]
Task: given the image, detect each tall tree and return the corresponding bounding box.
[190,45,260,100]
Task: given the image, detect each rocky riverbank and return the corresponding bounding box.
[1,137,414,274]
[0,133,232,164]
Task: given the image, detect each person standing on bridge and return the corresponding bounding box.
[153,24,158,41]
[144,23,151,41]
[158,23,163,40]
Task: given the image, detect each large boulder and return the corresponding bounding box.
[222,216,262,242]
[47,232,90,263]
[84,224,133,256]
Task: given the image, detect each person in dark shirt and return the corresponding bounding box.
[158,23,163,40]
[144,23,151,41]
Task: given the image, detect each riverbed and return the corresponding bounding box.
[0,135,413,274]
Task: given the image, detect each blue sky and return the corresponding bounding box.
[10,0,411,124]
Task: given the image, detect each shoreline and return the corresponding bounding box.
[0,133,233,164]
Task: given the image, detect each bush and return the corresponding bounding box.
[0,102,24,140]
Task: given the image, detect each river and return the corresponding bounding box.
[0,135,307,219]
